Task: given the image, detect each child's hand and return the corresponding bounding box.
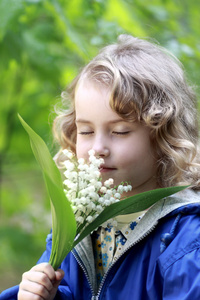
[18,262,64,300]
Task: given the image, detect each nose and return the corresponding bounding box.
[92,135,110,157]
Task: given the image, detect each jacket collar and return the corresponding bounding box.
[124,189,200,249]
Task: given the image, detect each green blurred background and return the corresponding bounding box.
[1,0,200,291]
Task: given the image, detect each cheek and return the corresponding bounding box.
[76,138,90,159]
[118,138,155,168]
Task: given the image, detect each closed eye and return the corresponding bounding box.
[78,131,94,135]
[112,131,130,135]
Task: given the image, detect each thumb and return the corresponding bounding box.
[53,269,65,288]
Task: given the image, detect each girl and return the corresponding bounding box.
[2,34,200,300]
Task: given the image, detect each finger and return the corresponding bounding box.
[51,269,65,290]
[19,280,50,299]
[22,270,53,292]
[31,263,56,282]
[55,269,65,282]
[49,271,65,297]
[18,289,44,300]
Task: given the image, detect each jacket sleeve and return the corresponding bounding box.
[162,246,200,299]
[0,285,74,300]
[0,286,19,300]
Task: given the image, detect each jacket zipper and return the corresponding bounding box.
[72,221,158,299]
[72,249,97,299]
[95,221,158,298]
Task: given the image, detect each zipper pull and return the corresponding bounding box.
[91,296,99,300]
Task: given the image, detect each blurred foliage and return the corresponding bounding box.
[0,0,200,291]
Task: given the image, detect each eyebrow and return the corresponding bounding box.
[75,118,127,125]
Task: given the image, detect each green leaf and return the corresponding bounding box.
[18,114,62,188]
[18,114,76,270]
[74,185,187,246]
[44,172,76,270]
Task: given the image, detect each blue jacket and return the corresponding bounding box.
[1,189,200,300]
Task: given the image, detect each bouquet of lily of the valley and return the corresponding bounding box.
[18,115,187,270]
[62,148,132,233]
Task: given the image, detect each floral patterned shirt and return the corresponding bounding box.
[92,212,145,288]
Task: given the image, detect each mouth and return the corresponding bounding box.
[99,166,117,173]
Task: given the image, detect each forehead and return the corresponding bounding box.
[75,79,127,124]
[75,76,110,95]
[75,78,111,106]
[74,77,140,125]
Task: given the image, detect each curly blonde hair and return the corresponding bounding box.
[54,34,200,189]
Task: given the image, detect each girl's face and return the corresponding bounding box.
[75,80,158,197]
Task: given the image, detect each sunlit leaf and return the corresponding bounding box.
[18,114,76,270]
[44,172,76,270]
[18,114,62,188]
